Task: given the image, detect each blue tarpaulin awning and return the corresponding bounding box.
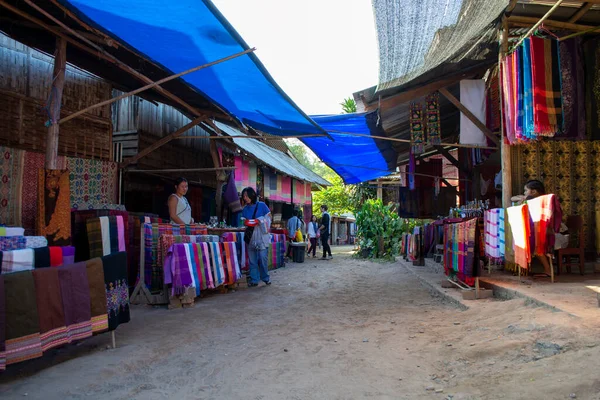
[58,0,326,137]
[303,112,398,184]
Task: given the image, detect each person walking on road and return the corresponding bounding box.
[319,204,332,260]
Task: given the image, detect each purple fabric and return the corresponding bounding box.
[408,150,416,191]
[58,262,91,327]
[62,246,76,266]
[166,244,193,296]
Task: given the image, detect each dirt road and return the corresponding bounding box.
[1,246,599,399]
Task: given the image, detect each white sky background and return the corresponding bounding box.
[211,0,379,116]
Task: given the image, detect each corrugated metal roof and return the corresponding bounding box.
[214,121,331,187]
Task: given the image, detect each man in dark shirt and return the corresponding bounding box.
[319,204,332,260]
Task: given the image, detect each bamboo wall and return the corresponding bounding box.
[0,34,113,160]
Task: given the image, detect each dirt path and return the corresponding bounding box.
[1,246,600,400]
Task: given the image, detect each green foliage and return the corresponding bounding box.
[355,199,404,260]
[349,182,376,213]
[312,174,353,216]
[340,97,357,114]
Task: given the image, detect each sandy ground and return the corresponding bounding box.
[1,246,600,400]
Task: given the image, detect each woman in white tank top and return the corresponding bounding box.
[168,177,194,224]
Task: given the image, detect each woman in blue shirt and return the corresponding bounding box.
[241,187,272,286]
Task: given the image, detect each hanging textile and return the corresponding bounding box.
[22,152,66,236]
[486,70,501,132]
[484,208,504,262]
[0,276,4,371]
[184,244,200,296]
[507,204,531,270]
[224,172,242,213]
[58,262,93,342]
[197,242,215,289]
[459,80,487,145]
[559,38,585,140]
[426,93,441,145]
[584,37,600,140]
[32,268,68,352]
[208,242,226,287]
[164,243,193,296]
[84,258,109,334]
[408,151,416,191]
[409,102,424,154]
[4,271,43,365]
[37,169,71,246]
[143,223,208,291]
[281,176,292,203]
[221,242,241,284]
[99,216,111,256]
[443,218,479,285]
[66,157,118,211]
[0,146,24,227]
[101,252,130,331]
[526,194,562,256]
[521,38,535,140]
[530,37,563,136]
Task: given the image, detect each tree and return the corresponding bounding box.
[340,97,357,114]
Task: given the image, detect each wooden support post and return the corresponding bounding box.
[438,87,500,147]
[475,277,480,300]
[111,331,116,349]
[45,37,66,169]
[376,180,383,201]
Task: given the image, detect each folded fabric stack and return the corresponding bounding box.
[164,242,241,296]
[0,227,25,236]
[0,251,129,370]
[222,232,285,273]
[0,236,50,252]
[71,209,129,263]
[157,234,220,279]
[143,223,208,292]
[1,246,77,273]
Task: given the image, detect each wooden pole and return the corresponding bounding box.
[568,2,593,23]
[177,134,327,140]
[45,37,67,169]
[120,117,205,168]
[500,17,512,209]
[59,48,255,125]
[376,179,383,200]
[326,130,497,150]
[510,0,566,50]
[127,167,235,173]
[438,87,500,146]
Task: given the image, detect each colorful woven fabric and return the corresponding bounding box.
[221,232,247,271]
[4,271,43,366]
[25,236,47,249]
[484,208,503,261]
[425,93,441,145]
[32,268,69,352]
[443,219,479,286]
[507,204,531,270]
[0,276,5,370]
[0,236,26,251]
[196,242,215,289]
[143,223,208,291]
[530,37,562,136]
[37,169,71,246]
[101,252,130,331]
[159,234,193,286]
[86,218,103,258]
[21,152,65,235]
[234,156,254,192]
[84,258,108,334]
[164,243,193,296]
[66,157,118,210]
[410,102,425,154]
[208,242,225,287]
[49,246,63,267]
[58,262,93,342]
[221,242,241,284]
[62,246,75,266]
[0,146,24,227]
[526,194,562,256]
[559,38,585,140]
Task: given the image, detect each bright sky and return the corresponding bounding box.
[211,0,379,116]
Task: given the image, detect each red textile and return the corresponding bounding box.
[507,204,531,270]
[526,194,562,256]
[49,247,63,267]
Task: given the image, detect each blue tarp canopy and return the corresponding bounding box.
[59,0,325,137]
[303,112,398,184]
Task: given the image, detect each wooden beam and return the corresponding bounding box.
[508,16,594,32]
[512,0,566,50]
[59,48,255,124]
[14,0,228,122]
[120,116,205,168]
[569,2,593,23]
[433,145,470,175]
[126,167,234,173]
[46,37,67,169]
[506,0,519,13]
[438,87,500,147]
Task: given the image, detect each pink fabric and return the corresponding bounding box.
[116,215,126,252]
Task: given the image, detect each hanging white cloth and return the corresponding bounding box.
[459,79,487,145]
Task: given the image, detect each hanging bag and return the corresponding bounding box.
[244,202,260,245]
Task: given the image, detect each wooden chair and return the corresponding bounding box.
[556,215,585,275]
